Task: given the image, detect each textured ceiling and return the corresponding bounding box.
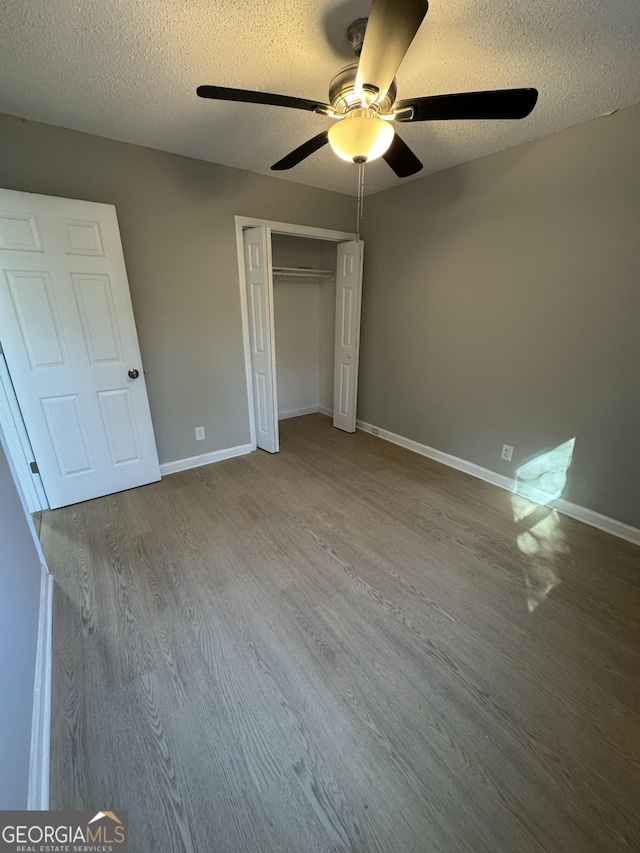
[0,0,639,196]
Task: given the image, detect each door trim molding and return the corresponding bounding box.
[234,216,357,451]
[356,419,640,547]
[28,566,54,811]
[235,217,356,243]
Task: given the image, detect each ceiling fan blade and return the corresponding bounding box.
[271,131,330,171]
[382,133,423,178]
[395,88,538,121]
[197,85,331,114]
[355,0,429,106]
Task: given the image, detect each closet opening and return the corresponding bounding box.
[272,234,337,429]
[235,217,363,454]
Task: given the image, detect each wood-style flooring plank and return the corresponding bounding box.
[42,413,640,853]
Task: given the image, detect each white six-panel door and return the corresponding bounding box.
[0,189,160,508]
[243,227,279,453]
[333,240,364,433]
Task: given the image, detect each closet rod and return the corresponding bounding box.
[273,266,335,282]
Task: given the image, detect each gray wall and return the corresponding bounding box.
[0,427,43,809]
[360,103,640,528]
[271,233,337,271]
[0,113,353,464]
[274,279,321,418]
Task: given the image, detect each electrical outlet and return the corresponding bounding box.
[195,426,205,441]
[501,444,513,462]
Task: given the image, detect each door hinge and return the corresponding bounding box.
[30,461,39,474]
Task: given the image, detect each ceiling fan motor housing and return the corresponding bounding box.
[329,62,397,115]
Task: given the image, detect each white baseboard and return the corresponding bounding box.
[550,497,640,546]
[357,419,513,492]
[318,406,333,417]
[160,443,253,476]
[356,420,640,547]
[278,406,320,420]
[28,567,53,810]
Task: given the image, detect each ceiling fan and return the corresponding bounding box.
[197,0,538,179]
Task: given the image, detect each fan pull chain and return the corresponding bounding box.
[356,160,366,241]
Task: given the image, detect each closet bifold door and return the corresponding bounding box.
[243,226,279,453]
[333,241,364,433]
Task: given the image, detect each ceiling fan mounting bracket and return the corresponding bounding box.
[346,18,368,57]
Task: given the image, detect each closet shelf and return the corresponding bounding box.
[273,266,335,282]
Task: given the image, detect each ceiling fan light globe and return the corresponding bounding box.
[328,111,394,163]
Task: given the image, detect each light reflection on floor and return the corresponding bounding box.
[511,439,576,613]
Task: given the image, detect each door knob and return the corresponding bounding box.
[128,368,140,379]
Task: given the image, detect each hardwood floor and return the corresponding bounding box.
[42,414,640,852]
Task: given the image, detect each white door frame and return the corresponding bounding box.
[235,216,357,450]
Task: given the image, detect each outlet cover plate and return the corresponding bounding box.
[501,444,513,461]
